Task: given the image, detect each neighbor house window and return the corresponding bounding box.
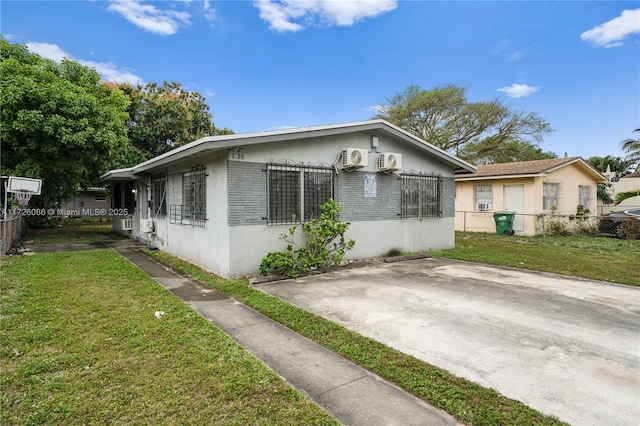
[151,171,167,217]
[267,163,334,225]
[543,182,560,210]
[474,184,493,211]
[94,193,106,201]
[578,185,591,210]
[182,166,207,226]
[400,172,442,219]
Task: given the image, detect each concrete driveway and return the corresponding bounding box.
[255,257,640,425]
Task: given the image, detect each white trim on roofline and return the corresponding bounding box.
[455,173,544,182]
[99,167,136,182]
[102,120,476,179]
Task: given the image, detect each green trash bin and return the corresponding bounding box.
[493,210,516,236]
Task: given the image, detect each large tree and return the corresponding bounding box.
[116,81,233,161]
[374,84,553,164]
[460,140,557,165]
[586,155,633,176]
[0,37,129,207]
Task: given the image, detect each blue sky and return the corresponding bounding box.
[3,1,639,160]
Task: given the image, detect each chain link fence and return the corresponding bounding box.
[455,211,607,237]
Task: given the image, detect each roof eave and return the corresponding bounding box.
[130,119,477,175]
[99,167,137,183]
[456,173,541,181]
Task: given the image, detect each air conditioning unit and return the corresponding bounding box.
[377,152,402,172]
[341,148,368,168]
[121,218,133,231]
[140,219,154,233]
[476,203,492,211]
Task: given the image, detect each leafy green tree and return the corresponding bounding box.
[620,127,640,172]
[0,37,129,207]
[374,84,553,163]
[117,81,233,160]
[461,140,557,165]
[586,155,634,176]
[586,155,635,204]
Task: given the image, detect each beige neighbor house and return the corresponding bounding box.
[601,168,640,214]
[455,157,606,235]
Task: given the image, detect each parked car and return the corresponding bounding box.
[598,208,640,238]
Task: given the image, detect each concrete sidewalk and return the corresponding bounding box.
[102,237,458,426]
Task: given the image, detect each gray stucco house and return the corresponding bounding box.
[61,187,110,217]
[100,119,475,278]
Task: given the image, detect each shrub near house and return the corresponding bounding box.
[260,199,355,278]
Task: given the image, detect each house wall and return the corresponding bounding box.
[455,178,538,235]
[120,130,460,278]
[603,176,640,213]
[222,131,456,277]
[62,190,110,217]
[147,153,232,276]
[455,162,600,236]
[543,165,598,215]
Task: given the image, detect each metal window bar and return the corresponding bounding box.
[266,162,335,225]
[151,171,167,217]
[543,183,559,210]
[474,183,493,211]
[578,185,591,210]
[180,166,206,227]
[170,204,200,226]
[400,172,442,219]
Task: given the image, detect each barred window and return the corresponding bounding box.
[181,166,206,226]
[578,185,591,210]
[267,163,334,225]
[474,184,493,211]
[401,172,442,219]
[543,182,560,210]
[151,171,167,217]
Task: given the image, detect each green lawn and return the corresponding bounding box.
[9,222,628,425]
[0,250,337,425]
[25,218,113,244]
[430,232,640,286]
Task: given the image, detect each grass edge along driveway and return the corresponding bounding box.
[0,249,338,426]
[149,250,567,426]
[430,232,640,287]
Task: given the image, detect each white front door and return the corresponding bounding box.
[504,185,524,233]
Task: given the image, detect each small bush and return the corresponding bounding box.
[546,219,569,236]
[619,217,640,240]
[260,199,355,278]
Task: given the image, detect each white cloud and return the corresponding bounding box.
[107,0,190,36]
[203,0,216,23]
[581,9,640,48]
[26,42,143,85]
[254,0,397,33]
[83,60,143,85]
[497,84,539,99]
[26,42,68,62]
[367,104,386,115]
